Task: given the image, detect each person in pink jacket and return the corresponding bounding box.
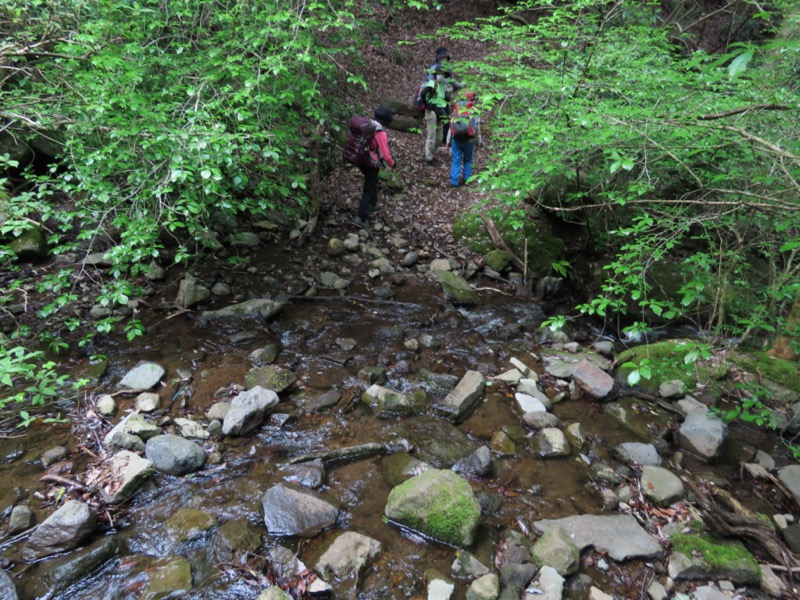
[356,106,395,229]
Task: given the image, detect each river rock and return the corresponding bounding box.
[132,555,193,598]
[103,412,160,447]
[522,411,561,430]
[417,369,459,395]
[777,465,800,507]
[362,384,423,416]
[9,505,33,533]
[145,434,206,476]
[281,458,326,489]
[678,407,727,461]
[613,442,661,467]
[0,569,17,600]
[532,514,662,561]
[383,452,432,487]
[28,537,119,598]
[571,360,615,399]
[175,274,210,308]
[22,500,96,562]
[531,428,570,458]
[515,392,548,414]
[118,361,165,391]
[453,446,494,479]
[640,466,685,505]
[427,568,455,600]
[166,508,218,542]
[100,450,155,504]
[261,483,340,537]
[212,519,263,564]
[452,551,490,578]
[467,573,500,600]
[223,385,279,436]
[405,416,479,468]
[668,544,760,584]
[245,365,296,393]
[134,392,161,412]
[41,445,68,467]
[659,379,686,399]
[197,298,284,325]
[96,394,116,416]
[174,417,209,440]
[604,397,673,441]
[249,343,280,366]
[531,525,580,576]
[434,269,480,306]
[315,531,382,580]
[384,469,481,548]
[526,565,564,600]
[258,587,292,600]
[433,370,485,422]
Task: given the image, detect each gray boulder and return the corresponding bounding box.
[531,428,571,458]
[22,500,96,562]
[262,483,340,537]
[223,385,279,436]
[531,525,580,576]
[314,531,382,580]
[145,434,206,476]
[640,465,685,506]
[198,297,284,325]
[613,442,661,467]
[571,360,615,399]
[678,407,727,461]
[100,450,155,504]
[433,269,480,306]
[433,370,485,422]
[117,361,165,391]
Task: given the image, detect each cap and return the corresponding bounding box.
[374,105,394,126]
[435,46,450,61]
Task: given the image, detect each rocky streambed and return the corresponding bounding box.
[2,225,800,600]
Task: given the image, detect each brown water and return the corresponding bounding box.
[0,253,778,600]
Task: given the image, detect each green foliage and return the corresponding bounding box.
[0,344,70,411]
[447,0,799,345]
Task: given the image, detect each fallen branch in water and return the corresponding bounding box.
[287,442,394,465]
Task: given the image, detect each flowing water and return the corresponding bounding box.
[0,244,781,600]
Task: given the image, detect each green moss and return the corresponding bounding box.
[671,531,759,580]
[398,487,480,547]
[729,351,800,396]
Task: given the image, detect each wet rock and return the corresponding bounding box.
[96,394,116,417]
[384,469,481,548]
[41,445,68,467]
[515,392,548,414]
[206,402,230,421]
[223,386,279,436]
[145,434,206,476]
[174,417,210,440]
[690,585,731,600]
[571,360,615,399]
[106,430,146,453]
[640,466,684,506]
[531,525,580,576]
[118,361,165,391]
[433,269,480,306]
[383,452,432,487]
[467,573,500,600]
[358,366,388,385]
[417,369,459,395]
[249,343,280,366]
[326,237,345,256]
[212,519,262,564]
[198,298,284,325]
[0,569,17,600]
[30,537,119,598]
[427,568,455,600]
[526,565,564,600]
[298,389,342,413]
[130,555,193,598]
[517,377,544,397]
[678,407,727,461]
[362,384,423,416]
[134,392,161,412]
[103,413,160,447]
[22,500,96,562]
[593,341,615,357]
[261,483,340,537]
[522,411,561,430]
[531,428,570,458]
[100,450,155,504]
[175,274,211,308]
[563,422,587,451]
[281,458,326,489]
[777,465,800,507]
[451,550,490,579]
[315,531,382,581]
[8,505,33,533]
[613,442,661,467]
[494,368,524,384]
[258,586,293,600]
[433,370,485,422]
[405,416,479,468]
[532,514,662,561]
[491,430,516,455]
[166,507,218,542]
[603,397,673,442]
[245,365,296,393]
[453,446,493,479]
[668,544,760,585]
[659,380,686,399]
[501,562,538,593]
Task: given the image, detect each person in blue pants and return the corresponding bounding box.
[446,91,481,187]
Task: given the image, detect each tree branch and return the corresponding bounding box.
[696,104,791,121]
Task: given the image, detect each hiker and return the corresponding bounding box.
[354,106,395,229]
[421,47,462,166]
[446,91,481,187]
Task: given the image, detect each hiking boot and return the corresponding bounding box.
[426,158,438,167]
[367,203,381,213]
[354,216,370,229]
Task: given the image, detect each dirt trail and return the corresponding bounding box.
[319,1,498,257]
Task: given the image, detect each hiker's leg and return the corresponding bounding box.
[424,110,438,162]
[358,167,379,219]
[450,142,463,187]
[462,141,475,183]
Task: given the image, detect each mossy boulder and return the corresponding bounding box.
[614,339,729,396]
[728,351,800,402]
[433,270,480,307]
[10,226,48,262]
[669,531,760,584]
[385,469,481,548]
[484,250,514,273]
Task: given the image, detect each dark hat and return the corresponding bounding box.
[374,105,394,126]
[435,46,450,61]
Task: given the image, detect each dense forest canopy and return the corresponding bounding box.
[0,0,798,417]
